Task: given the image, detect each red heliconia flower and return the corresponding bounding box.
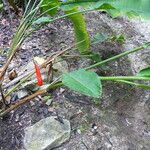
[33,60,43,86]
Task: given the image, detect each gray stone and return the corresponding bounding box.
[17,89,28,99]
[45,99,53,106]
[24,117,71,150]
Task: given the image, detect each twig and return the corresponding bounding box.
[4,73,33,98]
[0,89,46,117]
[0,47,19,82]
[4,70,34,89]
[0,80,62,117]
[81,141,89,150]
[0,85,7,109]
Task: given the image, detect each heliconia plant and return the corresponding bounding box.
[0,0,150,116]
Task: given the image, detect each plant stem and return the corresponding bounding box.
[99,76,150,81]
[47,81,63,91]
[49,8,93,23]
[85,41,150,70]
[0,85,7,108]
[114,80,150,89]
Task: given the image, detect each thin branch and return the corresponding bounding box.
[0,85,7,109]
[0,80,62,117]
[0,89,46,117]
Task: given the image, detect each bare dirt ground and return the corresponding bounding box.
[0,11,150,150]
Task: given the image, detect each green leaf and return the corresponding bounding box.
[138,67,150,77]
[33,16,52,24]
[115,34,126,44]
[42,0,60,16]
[65,8,90,53]
[92,33,109,44]
[111,34,126,44]
[61,0,150,19]
[62,69,102,98]
[85,52,102,62]
[126,11,139,19]
[61,0,98,11]
[137,84,150,90]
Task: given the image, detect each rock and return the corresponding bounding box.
[53,59,68,79]
[17,89,28,99]
[45,98,53,106]
[24,116,71,150]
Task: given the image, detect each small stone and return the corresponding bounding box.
[24,116,71,150]
[30,101,35,106]
[17,90,28,99]
[45,99,53,106]
[48,107,54,112]
[33,48,42,56]
[59,88,65,94]
[77,129,81,134]
[43,108,49,115]
[11,93,18,102]
[15,114,20,122]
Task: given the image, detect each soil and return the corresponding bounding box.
[0,10,150,150]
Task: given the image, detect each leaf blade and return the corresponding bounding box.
[62,69,102,98]
[42,0,60,16]
[138,67,150,77]
[65,8,90,53]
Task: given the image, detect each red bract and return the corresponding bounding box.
[34,61,43,86]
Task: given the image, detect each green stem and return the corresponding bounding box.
[47,82,63,91]
[114,80,150,89]
[85,41,150,70]
[99,76,150,81]
[48,8,93,23]
[35,6,58,20]
[46,75,150,92]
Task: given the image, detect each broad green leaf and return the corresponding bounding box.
[61,0,150,19]
[62,69,102,98]
[61,0,98,11]
[65,8,90,53]
[42,0,60,16]
[138,67,150,77]
[33,16,52,24]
